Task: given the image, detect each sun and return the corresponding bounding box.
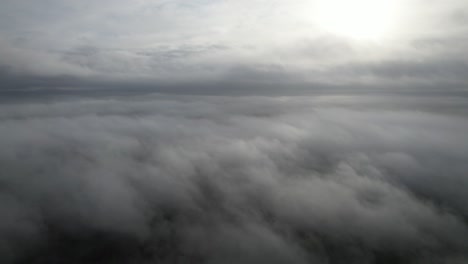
[314,0,400,40]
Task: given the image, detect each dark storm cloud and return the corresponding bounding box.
[0,94,468,263]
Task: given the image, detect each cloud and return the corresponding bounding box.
[331,59,468,84]
[1,1,468,262]
[0,0,467,89]
[0,93,467,263]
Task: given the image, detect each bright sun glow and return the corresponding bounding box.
[315,0,400,40]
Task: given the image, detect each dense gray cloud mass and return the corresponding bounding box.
[1,0,468,263]
[0,93,467,263]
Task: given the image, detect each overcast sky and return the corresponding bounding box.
[2,1,468,263]
[1,0,467,92]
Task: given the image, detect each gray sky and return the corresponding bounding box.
[1,0,467,92]
[2,2,468,263]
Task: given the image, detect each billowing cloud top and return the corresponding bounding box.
[1,93,468,263]
[1,2,468,263]
[0,0,467,92]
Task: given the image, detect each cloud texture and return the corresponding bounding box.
[1,93,467,263]
[0,0,467,90]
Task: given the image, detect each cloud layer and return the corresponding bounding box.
[1,93,467,263]
[2,1,467,263]
[0,0,467,90]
